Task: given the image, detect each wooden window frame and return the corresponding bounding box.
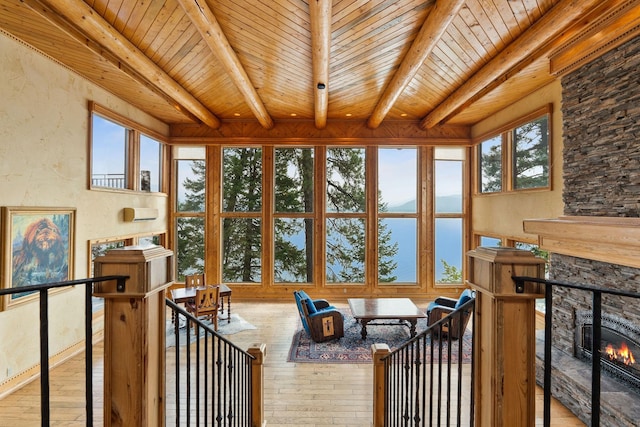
[88,101,168,193]
[473,104,553,195]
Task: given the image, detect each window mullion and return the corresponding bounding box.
[129,129,139,191]
[207,145,220,283]
[263,146,274,287]
[504,132,514,192]
[421,146,433,289]
[316,146,326,287]
[366,146,377,289]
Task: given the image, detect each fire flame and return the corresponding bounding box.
[604,342,636,366]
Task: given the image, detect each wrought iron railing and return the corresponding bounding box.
[512,276,640,427]
[0,275,127,427]
[165,299,255,426]
[376,298,475,426]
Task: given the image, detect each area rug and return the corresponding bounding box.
[287,311,472,364]
[166,313,257,347]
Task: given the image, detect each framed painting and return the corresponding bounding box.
[1,207,75,309]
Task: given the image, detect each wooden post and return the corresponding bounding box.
[93,245,174,427]
[248,343,267,427]
[372,343,390,427]
[466,247,545,427]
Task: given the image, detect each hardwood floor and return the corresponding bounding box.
[0,300,583,426]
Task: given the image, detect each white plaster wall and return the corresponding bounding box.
[470,80,564,242]
[0,33,169,384]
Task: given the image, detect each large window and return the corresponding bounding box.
[326,148,366,283]
[174,146,206,281]
[90,103,165,192]
[274,148,314,283]
[378,148,417,283]
[477,106,550,194]
[173,145,468,289]
[222,148,262,282]
[434,147,465,284]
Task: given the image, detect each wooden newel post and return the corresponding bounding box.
[248,343,267,427]
[372,343,390,427]
[93,245,174,427]
[466,247,545,427]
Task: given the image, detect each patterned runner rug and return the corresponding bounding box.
[287,310,472,364]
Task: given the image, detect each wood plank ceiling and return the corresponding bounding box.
[0,0,620,134]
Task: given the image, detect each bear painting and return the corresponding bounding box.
[10,212,71,290]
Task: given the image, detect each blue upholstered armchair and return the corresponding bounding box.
[293,290,344,342]
[426,288,474,340]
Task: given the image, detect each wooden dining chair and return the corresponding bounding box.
[174,273,206,324]
[185,285,220,331]
[184,273,206,289]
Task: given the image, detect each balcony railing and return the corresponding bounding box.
[91,173,126,188]
[513,275,640,427]
[373,298,475,426]
[165,299,256,426]
[0,275,128,427]
[0,278,263,426]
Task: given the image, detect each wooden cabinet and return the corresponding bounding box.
[466,247,545,427]
[94,245,174,427]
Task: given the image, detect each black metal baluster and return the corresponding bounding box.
[39,289,50,427]
[591,292,602,427]
[544,282,553,427]
[85,282,93,427]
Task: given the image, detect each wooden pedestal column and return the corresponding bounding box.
[93,245,174,427]
[466,247,545,427]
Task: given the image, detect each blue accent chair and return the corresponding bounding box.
[293,290,344,342]
[426,289,475,339]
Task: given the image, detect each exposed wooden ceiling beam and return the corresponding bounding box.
[366,0,464,129]
[24,0,221,129]
[420,0,605,129]
[177,0,274,130]
[309,0,332,129]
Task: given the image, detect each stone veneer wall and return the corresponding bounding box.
[544,31,640,427]
[562,33,640,217]
[552,32,640,352]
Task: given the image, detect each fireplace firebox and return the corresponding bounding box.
[575,311,640,392]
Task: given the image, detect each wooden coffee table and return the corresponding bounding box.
[348,298,427,340]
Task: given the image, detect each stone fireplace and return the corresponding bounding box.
[525,218,640,405]
[522,20,640,426]
[575,311,640,391]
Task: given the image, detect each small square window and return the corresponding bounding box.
[91,114,128,189]
[140,134,162,192]
[513,116,549,189]
[478,135,502,193]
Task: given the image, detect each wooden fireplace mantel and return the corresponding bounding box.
[523,216,640,269]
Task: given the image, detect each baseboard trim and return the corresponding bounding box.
[0,330,104,400]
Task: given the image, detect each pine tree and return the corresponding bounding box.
[274,148,314,282]
[222,148,262,282]
[480,141,502,192]
[439,259,462,284]
[513,117,549,188]
[176,160,205,280]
